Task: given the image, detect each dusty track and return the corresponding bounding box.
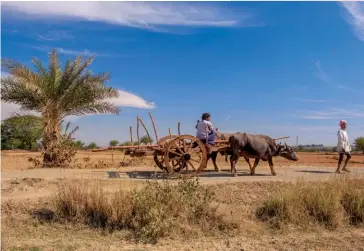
[2,166,364,202]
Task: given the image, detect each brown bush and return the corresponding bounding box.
[256,177,364,229]
[52,178,234,243]
[341,186,364,226]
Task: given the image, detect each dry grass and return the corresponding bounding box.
[46,178,236,243]
[3,178,364,251]
[256,177,364,229]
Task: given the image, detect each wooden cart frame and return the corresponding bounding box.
[93,112,289,175]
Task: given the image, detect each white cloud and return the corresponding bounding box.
[31,45,139,58]
[292,98,327,103]
[340,2,364,41]
[1,103,40,120]
[31,46,107,57]
[1,72,11,78]
[314,60,330,83]
[107,90,156,109]
[1,2,253,31]
[1,89,155,121]
[37,30,73,41]
[297,107,364,120]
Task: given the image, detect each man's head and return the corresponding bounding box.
[202,113,211,121]
[340,120,347,130]
[278,143,299,161]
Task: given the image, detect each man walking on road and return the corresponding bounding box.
[336,120,351,173]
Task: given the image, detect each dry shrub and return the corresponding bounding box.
[341,180,364,226]
[256,177,364,229]
[52,179,233,243]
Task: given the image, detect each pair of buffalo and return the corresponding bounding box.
[207,132,299,177]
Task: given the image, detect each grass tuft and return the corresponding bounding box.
[256,177,364,229]
[52,178,233,243]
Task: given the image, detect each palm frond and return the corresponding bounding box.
[1,78,44,111]
[48,49,62,95]
[64,101,120,117]
[1,59,44,91]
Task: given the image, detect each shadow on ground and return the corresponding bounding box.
[296,170,333,174]
[104,169,273,180]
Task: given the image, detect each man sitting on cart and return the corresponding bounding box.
[195,113,218,145]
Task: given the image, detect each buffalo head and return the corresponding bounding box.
[278,143,298,161]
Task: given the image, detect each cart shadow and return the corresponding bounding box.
[118,170,272,179]
[295,170,333,174]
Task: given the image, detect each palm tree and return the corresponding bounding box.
[1,49,120,166]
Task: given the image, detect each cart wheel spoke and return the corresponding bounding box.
[187,160,196,170]
[164,135,207,174]
[168,150,183,157]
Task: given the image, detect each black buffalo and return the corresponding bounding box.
[228,132,298,177]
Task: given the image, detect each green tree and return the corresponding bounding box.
[86,142,98,149]
[109,140,119,147]
[1,115,43,150]
[354,137,364,154]
[140,135,153,145]
[1,50,120,166]
[73,140,85,150]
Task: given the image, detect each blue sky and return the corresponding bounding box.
[1,1,364,146]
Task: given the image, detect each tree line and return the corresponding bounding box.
[1,114,154,150]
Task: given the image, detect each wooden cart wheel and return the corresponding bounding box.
[153,151,167,172]
[157,135,178,147]
[153,135,178,172]
[164,135,207,174]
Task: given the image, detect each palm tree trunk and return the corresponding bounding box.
[42,115,61,167]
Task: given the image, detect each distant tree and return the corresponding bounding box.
[119,141,139,146]
[140,135,153,145]
[86,142,98,149]
[1,115,43,150]
[354,137,364,154]
[109,140,119,147]
[73,140,85,150]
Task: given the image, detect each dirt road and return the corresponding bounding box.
[2,165,364,182]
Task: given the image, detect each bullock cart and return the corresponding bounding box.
[92,112,289,175]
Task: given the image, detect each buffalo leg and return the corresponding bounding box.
[210,151,220,172]
[267,156,276,176]
[230,149,240,177]
[243,157,253,172]
[250,158,260,175]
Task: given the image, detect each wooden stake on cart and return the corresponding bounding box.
[169,128,172,139]
[148,112,159,146]
[137,116,140,147]
[139,117,152,145]
[130,126,133,146]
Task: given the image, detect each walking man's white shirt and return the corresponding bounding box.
[337,128,351,153]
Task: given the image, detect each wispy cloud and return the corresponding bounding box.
[313,60,356,91]
[37,30,73,41]
[31,46,139,58]
[292,98,327,103]
[340,2,364,41]
[1,89,155,121]
[297,107,364,120]
[314,60,331,83]
[107,90,156,110]
[1,2,257,32]
[225,115,232,121]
